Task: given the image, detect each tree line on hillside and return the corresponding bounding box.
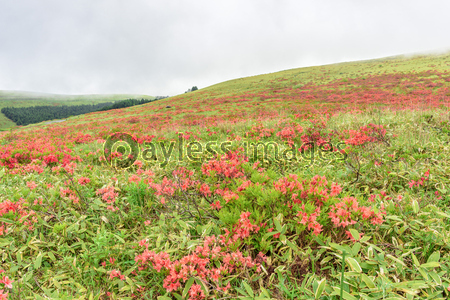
[1,96,168,126]
[97,96,167,111]
[1,102,113,126]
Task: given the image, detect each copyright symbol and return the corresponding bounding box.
[103,132,139,170]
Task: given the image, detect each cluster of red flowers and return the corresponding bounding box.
[276,124,303,145]
[297,116,334,151]
[26,181,38,190]
[201,151,248,179]
[17,159,45,174]
[345,124,386,146]
[0,199,37,234]
[109,269,125,281]
[409,169,430,188]
[149,167,198,204]
[345,230,364,242]
[245,123,275,139]
[222,212,261,243]
[43,154,58,165]
[274,174,304,195]
[215,189,238,204]
[199,183,212,197]
[328,196,386,227]
[73,132,92,144]
[78,176,91,185]
[297,205,322,235]
[278,174,332,207]
[96,186,119,211]
[135,229,265,299]
[60,187,80,205]
[0,270,13,293]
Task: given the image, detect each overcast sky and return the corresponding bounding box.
[0,0,449,96]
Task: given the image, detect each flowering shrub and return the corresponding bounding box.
[345,123,387,146]
[0,198,37,234]
[201,150,248,180]
[96,186,119,211]
[135,219,265,299]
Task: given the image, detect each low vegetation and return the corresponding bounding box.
[0,53,450,299]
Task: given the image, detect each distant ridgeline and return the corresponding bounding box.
[1,97,167,126]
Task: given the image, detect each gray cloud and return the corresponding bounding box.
[0,0,449,96]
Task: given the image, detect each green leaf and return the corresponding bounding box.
[34,252,43,269]
[235,287,248,296]
[331,287,357,300]
[243,281,254,298]
[125,276,134,287]
[329,242,350,254]
[360,274,375,288]
[314,278,326,299]
[32,293,45,300]
[351,242,361,256]
[435,211,450,219]
[182,277,195,299]
[412,199,419,214]
[386,254,406,267]
[420,261,440,268]
[286,240,301,254]
[359,235,371,243]
[386,215,403,222]
[348,229,360,241]
[0,238,12,247]
[346,257,362,273]
[274,219,282,232]
[113,234,125,243]
[196,225,202,235]
[119,285,131,292]
[411,253,420,267]
[173,293,182,300]
[16,252,22,265]
[427,251,440,263]
[48,252,56,262]
[259,287,271,298]
[428,271,442,285]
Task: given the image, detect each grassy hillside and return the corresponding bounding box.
[11,52,447,135]
[0,90,155,130]
[0,53,450,299]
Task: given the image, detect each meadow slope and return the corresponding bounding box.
[0,53,450,299]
